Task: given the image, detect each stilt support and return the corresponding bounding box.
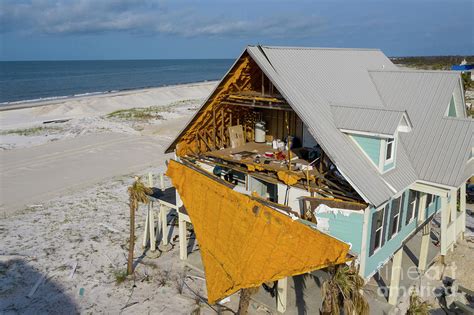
[277,277,288,313]
[459,183,466,240]
[388,248,403,305]
[418,222,431,273]
[179,213,188,260]
[440,195,449,258]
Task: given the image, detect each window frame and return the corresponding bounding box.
[426,194,433,207]
[372,208,385,253]
[389,195,402,239]
[385,137,395,163]
[406,190,418,224]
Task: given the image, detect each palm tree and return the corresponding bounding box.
[320,262,369,315]
[127,176,152,275]
[237,287,259,315]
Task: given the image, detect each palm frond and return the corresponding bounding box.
[321,262,369,315]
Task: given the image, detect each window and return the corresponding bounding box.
[389,195,402,238]
[385,138,394,161]
[370,204,390,256]
[426,194,433,208]
[406,190,418,225]
[371,207,385,254]
[388,193,405,239]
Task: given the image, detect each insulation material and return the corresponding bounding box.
[166,160,351,304]
[277,170,302,186]
[174,56,252,156]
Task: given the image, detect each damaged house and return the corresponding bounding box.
[164,45,473,310]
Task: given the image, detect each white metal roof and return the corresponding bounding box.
[247,45,473,205]
[167,45,473,206]
[331,105,409,136]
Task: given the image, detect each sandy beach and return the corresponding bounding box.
[1,80,473,314]
[0,81,233,314]
[0,82,217,215]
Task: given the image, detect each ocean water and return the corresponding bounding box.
[0,59,233,104]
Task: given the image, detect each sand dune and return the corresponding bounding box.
[0,81,217,130]
[0,81,216,215]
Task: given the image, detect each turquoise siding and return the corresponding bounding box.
[352,135,381,166]
[425,196,441,219]
[316,211,364,254]
[363,190,442,278]
[448,96,457,117]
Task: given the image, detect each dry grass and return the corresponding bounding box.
[113,269,128,285]
[0,126,62,136]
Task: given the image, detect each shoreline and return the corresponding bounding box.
[0,80,218,112]
[0,80,217,131]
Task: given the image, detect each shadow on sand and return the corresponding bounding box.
[0,258,78,314]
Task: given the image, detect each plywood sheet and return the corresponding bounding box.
[228,125,245,149]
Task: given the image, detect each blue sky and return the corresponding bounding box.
[0,0,472,60]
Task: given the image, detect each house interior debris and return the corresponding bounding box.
[167,53,367,213]
[162,46,471,312]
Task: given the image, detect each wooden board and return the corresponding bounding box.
[228,125,245,149]
[303,196,367,211]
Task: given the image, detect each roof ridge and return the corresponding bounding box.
[330,104,405,113]
[249,45,381,52]
[369,69,460,74]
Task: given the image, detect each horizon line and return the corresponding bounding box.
[1,54,473,62]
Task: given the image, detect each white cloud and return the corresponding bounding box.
[0,0,324,38]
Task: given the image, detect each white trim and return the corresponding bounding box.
[372,205,386,253]
[381,176,397,193]
[384,137,395,164]
[397,112,413,133]
[389,194,403,238]
[407,190,418,223]
[335,165,370,204]
[340,128,393,139]
[459,77,468,118]
[411,182,449,198]
[359,205,372,277]
[380,134,397,174]
[416,180,456,191]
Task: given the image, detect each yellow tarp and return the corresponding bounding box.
[166,160,350,304]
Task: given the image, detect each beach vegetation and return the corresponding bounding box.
[0,126,62,136]
[113,269,128,285]
[107,107,165,121]
[106,99,201,121]
[391,56,472,71]
[406,289,430,315]
[321,262,369,315]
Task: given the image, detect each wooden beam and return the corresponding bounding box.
[198,131,212,151]
[220,101,293,111]
[220,108,225,146]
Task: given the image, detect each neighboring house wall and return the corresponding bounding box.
[351,134,381,167]
[362,189,442,278]
[315,209,364,254]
